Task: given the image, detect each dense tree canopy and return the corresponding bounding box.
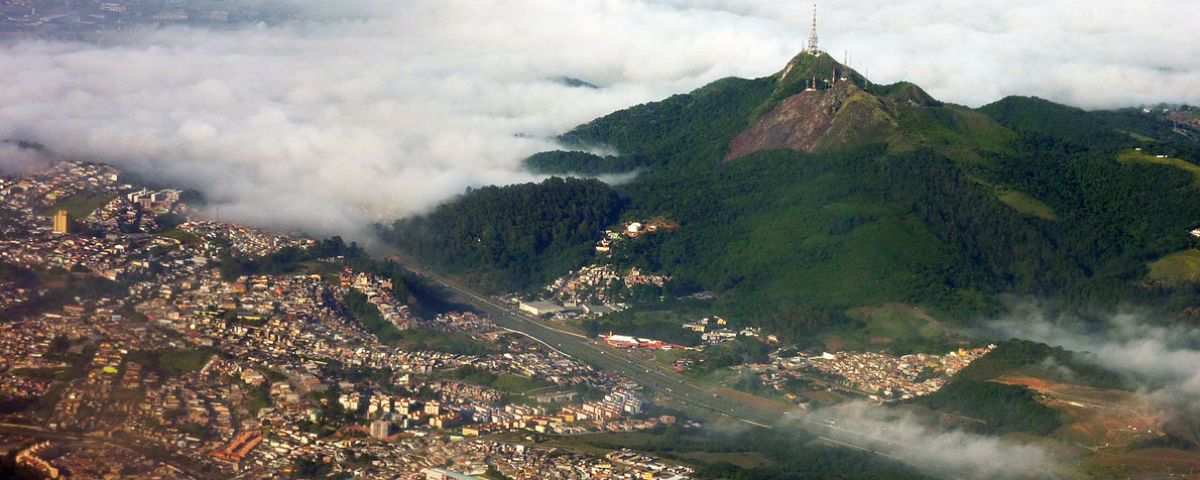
[381,177,623,292]
[380,61,1200,335]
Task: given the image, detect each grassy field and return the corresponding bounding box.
[996,189,1058,220]
[159,227,204,246]
[12,366,75,381]
[126,348,214,377]
[491,374,547,394]
[585,303,707,346]
[1147,250,1200,285]
[526,429,776,469]
[392,329,494,355]
[1118,150,1200,187]
[1117,129,1157,142]
[653,349,688,366]
[298,260,342,280]
[40,191,115,218]
[826,303,957,353]
[1083,448,1200,479]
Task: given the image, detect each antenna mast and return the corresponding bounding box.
[807,4,820,55]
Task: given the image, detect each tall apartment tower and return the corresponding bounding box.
[53,210,69,234]
[370,419,390,440]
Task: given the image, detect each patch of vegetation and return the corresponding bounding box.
[581,301,707,345]
[563,424,929,480]
[392,328,492,356]
[291,456,347,479]
[482,466,514,480]
[155,212,186,231]
[830,304,956,354]
[1118,150,1200,187]
[917,379,1063,435]
[381,177,623,292]
[244,382,271,415]
[1129,432,1199,451]
[561,76,777,167]
[12,366,77,381]
[39,191,114,218]
[297,260,341,279]
[126,348,214,377]
[524,150,646,175]
[979,96,1127,150]
[442,366,552,394]
[995,189,1057,220]
[956,339,1129,390]
[688,337,771,374]
[344,289,491,355]
[1147,249,1200,285]
[491,374,548,393]
[159,227,203,246]
[342,287,403,342]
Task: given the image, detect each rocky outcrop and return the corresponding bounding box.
[724,80,895,162]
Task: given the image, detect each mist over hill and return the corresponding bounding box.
[387,50,1200,338]
[2,0,1199,238]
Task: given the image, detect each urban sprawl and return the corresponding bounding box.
[0,161,994,479]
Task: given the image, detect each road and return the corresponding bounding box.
[382,250,1081,480]
[386,249,785,428]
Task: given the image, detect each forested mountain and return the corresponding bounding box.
[385,50,1200,338]
[381,177,622,292]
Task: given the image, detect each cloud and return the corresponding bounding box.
[1,1,1197,236]
[665,0,1200,109]
[991,306,1200,389]
[0,141,53,175]
[792,401,1057,479]
[991,305,1200,438]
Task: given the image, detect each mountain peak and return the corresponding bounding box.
[776,50,864,92]
[721,51,971,161]
[725,78,892,161]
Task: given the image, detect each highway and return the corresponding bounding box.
[380,249,1066,480]
[385,250,786,428]
[383,252,946,440]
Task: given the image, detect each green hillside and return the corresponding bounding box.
[381,177,623,292]
[389,51,1200,340]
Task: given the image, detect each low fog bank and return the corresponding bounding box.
[992,307,1200,438]
[2,0,1197,238]
[792,401,1058,479]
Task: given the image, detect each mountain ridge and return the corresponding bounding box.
[391,48,1200,343]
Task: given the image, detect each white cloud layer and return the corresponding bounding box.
[992,306,1200,419]
[1,0,1197,235]
[794,401,1058,479]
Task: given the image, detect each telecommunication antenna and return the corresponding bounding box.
[842,50,849,81]
[807,4,820,54]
